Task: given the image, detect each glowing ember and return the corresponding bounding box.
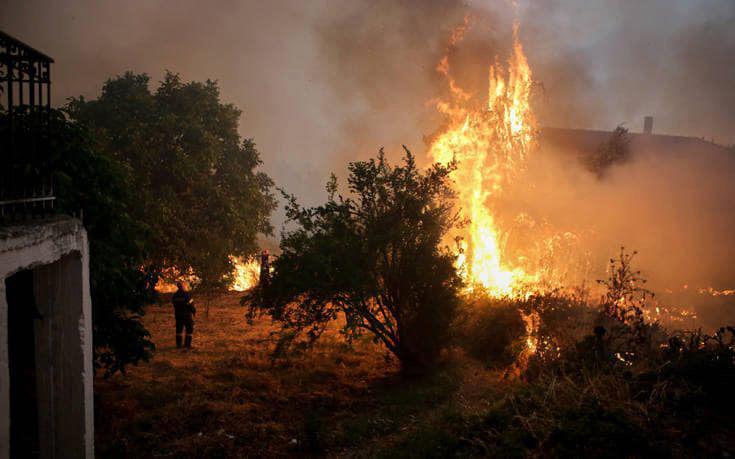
[698,287,735,297]
[429,21,537,296]
[520,309,540,356]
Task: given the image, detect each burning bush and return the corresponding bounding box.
[245,149,463,372]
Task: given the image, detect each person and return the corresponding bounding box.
[259,249,271,288]
[172,281,196,350]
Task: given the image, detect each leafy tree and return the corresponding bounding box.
[586,125,631,177]
[1,108,154,376]
[67,71,276,288]
[246,148,463,372]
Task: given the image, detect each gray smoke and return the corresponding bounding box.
[3,0,734,319]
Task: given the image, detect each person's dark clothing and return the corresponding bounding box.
[176,316,194,348]
[172,289,194,316]
[172,288,195,349]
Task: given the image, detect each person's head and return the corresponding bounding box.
[263,249,269,256]
[176,281,184,291]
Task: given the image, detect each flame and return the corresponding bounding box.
[521,309,540,355]
[229,256,260,292]
[429,21,537,297]
[154,257,261,293]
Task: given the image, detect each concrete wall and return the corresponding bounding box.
[0,217,93,459]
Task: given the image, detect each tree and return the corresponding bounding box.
[67,71,276,288]
[586,125,631,177]
[1,107,154,376]
[246,148,463,372]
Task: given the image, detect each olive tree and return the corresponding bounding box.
[246,148,463,372]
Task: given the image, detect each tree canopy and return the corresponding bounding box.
[1,107,155,376]
[247,148,463,371]
[67,71,276,289]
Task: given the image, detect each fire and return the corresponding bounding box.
[154,257,261,293]
[429,21,537,297]
[698,287,735,297]
[229,256,260,292]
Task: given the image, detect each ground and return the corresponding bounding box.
[95,293,499,458]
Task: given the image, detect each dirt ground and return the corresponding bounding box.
[95,293,497,458]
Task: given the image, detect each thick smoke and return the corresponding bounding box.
[518,0,735,144]
[3,0,734,319]
[512,138,735,300]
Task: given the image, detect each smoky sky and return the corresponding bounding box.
[2,0,734,226]
[3,0,735,318]
[0,0,735,199]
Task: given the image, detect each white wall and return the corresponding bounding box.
[0,217,93,459]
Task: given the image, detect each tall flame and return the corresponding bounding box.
[429,21,537,297]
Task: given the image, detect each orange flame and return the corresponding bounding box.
[229,256,260,292]
[429,21,537,297]
[154,257,260,293]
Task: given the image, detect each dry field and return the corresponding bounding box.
[95,293,499,458]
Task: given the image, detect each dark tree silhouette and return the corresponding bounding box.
[67,71,276,290]
[246,148,463,372]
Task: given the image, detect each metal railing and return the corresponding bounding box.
[1,30,56,222]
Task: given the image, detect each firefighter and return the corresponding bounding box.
[172,281,196,350]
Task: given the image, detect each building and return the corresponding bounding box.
[1,31,94,458]
[539,117,731,159]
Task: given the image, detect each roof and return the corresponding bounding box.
[539,126,730,158]
[0,29,54,63]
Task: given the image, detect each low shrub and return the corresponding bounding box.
[455,296,527,368]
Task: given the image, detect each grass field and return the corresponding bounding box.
[94,293,502,458]
[94,293,735,458]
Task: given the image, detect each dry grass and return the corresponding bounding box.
[94,293,735,457]
[94,293,495,458]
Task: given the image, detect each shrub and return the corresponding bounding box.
[456,296,527,368]
[245,149,463,372]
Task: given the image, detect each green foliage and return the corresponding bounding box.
[1,108,154,376]
[246,148,463,371]
[67,71,276,289]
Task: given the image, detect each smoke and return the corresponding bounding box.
[2,0,734,316]
[518,0,735,143]
[495,133,735,326]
